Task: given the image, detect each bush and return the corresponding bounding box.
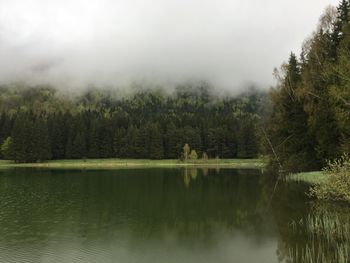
[189,150,198,160]
[311,154,350,203]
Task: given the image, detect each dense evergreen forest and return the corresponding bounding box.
[0,84,265,162]
[2,0,350,172]
[266,0,350,172]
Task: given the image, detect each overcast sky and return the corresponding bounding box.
[0,0,340,91]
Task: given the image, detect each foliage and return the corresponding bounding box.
[202,152,208,161]
[183,144,190,160]
[288,205,350,263]
[8,114,52,163]
[189,150,198,160]
[0,85,264,162]
[0,137,12,160]
[266,1,350,172]
[311,154,350,203]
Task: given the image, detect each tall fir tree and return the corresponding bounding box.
[32,117,52,161]
[87,119,100,158]
[148,123,164,159]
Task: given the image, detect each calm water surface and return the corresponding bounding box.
[0,168,348,262]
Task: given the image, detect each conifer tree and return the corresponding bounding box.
[87,119,100,158]
[183,127,197,151]
[65,136,74,159]
[205,128,219,158]
[148,123,164,159]
[32,117,52,161]
[10,115,32,163]
[122,125,138,158]
[99,118,113,158]
[164,123,181,158]
[49,114,65,159]
[237,117,258,158]
[331,0,350,59]
[113,128,126,157]
[268,53,317,171]
[0,113,12,158]
[135,125,148,158]
[71,132,86,159]
[0,137,13,160]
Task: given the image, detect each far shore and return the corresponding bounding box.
[0,158,265,170]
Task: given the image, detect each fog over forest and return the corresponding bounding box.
[2,2,350,262]
[0,0,339,91]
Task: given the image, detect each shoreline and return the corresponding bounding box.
[288,171,326,184]
[0,158,265,170]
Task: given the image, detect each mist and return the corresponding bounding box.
[0,0,339,91]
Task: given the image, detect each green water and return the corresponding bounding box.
[0,168,348,262]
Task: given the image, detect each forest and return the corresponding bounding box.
[266,0,350,172]
[0,84,265,162]
[1,0,350,174]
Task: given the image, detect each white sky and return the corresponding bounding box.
[0,0,340,90]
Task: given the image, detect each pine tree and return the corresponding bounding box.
[0,137,13,160]
[205,128,219,158]
[32,117,52,161]
[148,123,164,159]
[99,118,113,158]
[7,112,35,163]
[65,136,74,159]
[184,126,202,156]
[135,124,148,158]
[268,53,319,171]
[49,113,65,159]
[87,119,100,158]
[164,122,181,158]
[113,128,126,157]
[331,0,350,59]
[237,117,258,158]
[71,132,86,159]
[25,117,36,162]
[122,125,137,158]
[11,118,25,162]
[328,21,350,154]
[0,113,12,158]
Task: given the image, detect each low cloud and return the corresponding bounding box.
[0,0,339,91]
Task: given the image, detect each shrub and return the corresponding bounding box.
[189,150,198,160]
[311,154,350,203]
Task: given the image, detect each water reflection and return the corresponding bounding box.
[182,168,199,187]
[0,168,348,262]
[270,181,350,263]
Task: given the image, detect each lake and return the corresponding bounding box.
[0,168,349,263]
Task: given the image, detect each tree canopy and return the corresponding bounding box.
[0,84,264,162]
[266,1,350,172]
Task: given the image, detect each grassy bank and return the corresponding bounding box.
[288,171,327,184]
[0,158,265,170]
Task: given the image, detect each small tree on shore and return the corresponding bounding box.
[202,152,208,161]
[189,150,198,160]
[183,143,190,160]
